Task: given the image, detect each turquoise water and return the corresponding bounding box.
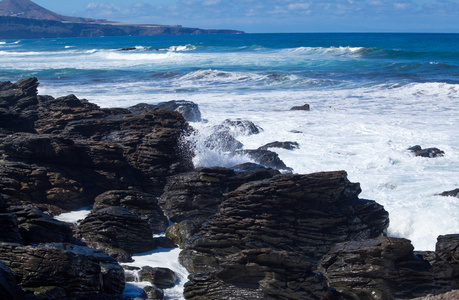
[1,33,459,253]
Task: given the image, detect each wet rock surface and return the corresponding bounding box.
[181,171,390,299]
[76,206,157,262]
[1,78,458,299]
[319,235,459,299]
[0,243,125,300]
[408,145,445,157]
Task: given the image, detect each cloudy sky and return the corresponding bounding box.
[33,0,459,33]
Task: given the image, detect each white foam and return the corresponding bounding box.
[54,206,92,224]
[122,247,189,300]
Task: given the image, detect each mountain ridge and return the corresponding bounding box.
[0,0,244,39]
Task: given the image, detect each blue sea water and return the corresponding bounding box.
[1,33,458,257]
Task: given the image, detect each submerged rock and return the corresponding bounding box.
[438,189,459,198]
[290,103,310,111]
[257,141,299,151]
[408,145,445,157]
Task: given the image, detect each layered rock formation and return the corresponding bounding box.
[179,171,390,299]
[1,77,458,300]
[0,78,193,298]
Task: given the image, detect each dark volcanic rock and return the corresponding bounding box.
[159,166,279,224]
[204,130,244,152]
[93,190,169,234]
[257,141,299,151]
[0,261,22,300]
[220,118,263,136]
[0,213,23,244]
[319,236,458,299]
[0,78,193,212]
[184,248,331,300]
[138,266,178,289]
[290,103,310,111]
[408,145,445,157]
[439,189,459,198]
[235,149,291,171]
[181,171,389,299]
[8,205,73,245]
[130,100,202,122]
[0,242,125,299]
[77,206,156,261]
[435,234,459,283]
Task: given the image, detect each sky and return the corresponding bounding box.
[33,0,459,33]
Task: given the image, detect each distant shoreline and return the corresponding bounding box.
[0,16,244,39]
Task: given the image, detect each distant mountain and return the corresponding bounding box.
[0,0,243,39]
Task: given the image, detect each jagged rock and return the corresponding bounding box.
[290,103,310,111]
[204,131,243,152]
[235,149,292,171]
[408,145,445,157]
[138,266,178,289]
[439,189,459,198]
[181,171,389,298]
[159,167,279,224]
[143,285,164,299]
[166,220,200,248]
[8,205,73,245]
[77,206,156,262]
[319,236,458,299]
[130,100,202,122]
[220,118,263,136]
[0,242,125,299]
[0,78,193,212]
[93,190,169,234]
[435,234,459,282]
[184,249,331,300]
[257,141,299,151]
[0,260,22,300]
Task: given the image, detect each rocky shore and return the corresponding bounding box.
[0,78,458,299]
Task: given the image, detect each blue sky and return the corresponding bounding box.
[33,0,459,33]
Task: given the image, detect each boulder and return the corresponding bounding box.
[159,167,279,224]
[181,171,389,298]
[257,141,299,151]
[439,189,459,198]
[143,285,164,299]
[408,145,445,157]
[130,100,202,122]
[204,131,243,152]
[8,205,73,245]
[0,242,125,299]
[77,206,156,262]
[93,190,169,234]
[319,236,458,299]
[290,103,310,111]
[235,149,292,171]
[138,266,178,289]
[219,118,263,136]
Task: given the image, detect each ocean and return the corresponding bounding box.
[1,33,458,255]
